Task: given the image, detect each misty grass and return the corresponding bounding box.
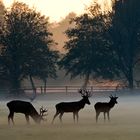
[0,107,139,140]
[0,94,140,140]
[0,120,139,140]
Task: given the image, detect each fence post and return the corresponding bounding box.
[66,86,68,94]
[40,86,43,94]
[91,86,93,92]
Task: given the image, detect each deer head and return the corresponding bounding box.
[78,89,92,105]
[39,106,48,121]
[109,95,118,104]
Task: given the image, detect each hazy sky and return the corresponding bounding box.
[3,0,93,22]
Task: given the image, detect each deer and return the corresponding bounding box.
[94,95,118,122]
[7,100,48,125]
[52,89,92,124]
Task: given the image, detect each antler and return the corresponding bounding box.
[114,94,118,99]
[40,106,48,117]
[86,90,92,97]
[78,89,85,96]
[109,94,113,98]
[78,88,92,97]
[109,94,118,99]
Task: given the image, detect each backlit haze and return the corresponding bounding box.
[3,0,111,23]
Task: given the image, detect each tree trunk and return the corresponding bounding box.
[10,76,22,95]
[44,79,47,94]
[127,67,134,89]
[128,74,134,89]
[29,75,36,101]
[82,73,90,89]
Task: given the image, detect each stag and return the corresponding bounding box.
[7,100,47,125]
[94,95,118,122]
[52,89,92,124]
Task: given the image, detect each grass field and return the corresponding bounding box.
[0,91,140,140]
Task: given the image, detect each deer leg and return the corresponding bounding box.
[8,112,14,125]
[25,114,30,124]
[52,111,59,124]
[107,112,110,122]
[73,112,76,123]
[59,112,64,123]
[96,112,100,123]
[8,114,11,125]
[103,112,106,122]
[75,112,79,123]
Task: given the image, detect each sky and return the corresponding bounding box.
[3,0,112,22]
[3,0,93,22]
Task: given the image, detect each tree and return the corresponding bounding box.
[0,0,5,20]
[109,0,140,89]
[0,2,59,94]
[59,4,119,88]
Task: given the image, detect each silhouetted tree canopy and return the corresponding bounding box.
[59,4,119,87]
[108,0,140,88]
[0,2,59,94]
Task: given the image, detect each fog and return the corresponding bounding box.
[0,90,140,140]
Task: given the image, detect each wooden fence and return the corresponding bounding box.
[22,85,119,94]
[0,85,135,95]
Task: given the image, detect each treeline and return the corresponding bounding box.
[0,0,140,94]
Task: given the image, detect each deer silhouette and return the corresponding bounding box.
[52,89,92,124]
[7,100,47,125]
[94,95,118,122]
